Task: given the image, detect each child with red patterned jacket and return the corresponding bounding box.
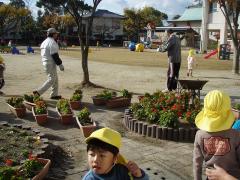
[193,90,240,180]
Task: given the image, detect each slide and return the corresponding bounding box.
[204,49,218,59]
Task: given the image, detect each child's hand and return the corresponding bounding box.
[206,164,237,180]
[126,161,142,178]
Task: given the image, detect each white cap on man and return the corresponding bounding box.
[47,28,59,35]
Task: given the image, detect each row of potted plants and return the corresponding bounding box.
[57,99,96,137]
[92,89,133,108]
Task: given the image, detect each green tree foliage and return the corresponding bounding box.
[210,0,240,74]
[172,14,181,20]
[36,0,102,86]
[0,4,30,39]
[123,6,168,42]
[9,0,25,8]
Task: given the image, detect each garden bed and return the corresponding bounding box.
[0,122,49,165]
[123,109,198,142]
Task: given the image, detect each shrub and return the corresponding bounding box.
[34,101,47,115]
[120,89,133,98]
[76,107,92,125]
[6,97,25,108]
[24,94,41,103]
[158,110,178,128]
[233,103,240,110]
[96,90,116,100]
[56,99,71,115]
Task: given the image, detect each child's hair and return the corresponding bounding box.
[87,138,119,156]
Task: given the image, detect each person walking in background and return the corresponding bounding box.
[163,29,181,91]
[193,90,240,180]
[8,40,12,47]
[0,58,5,95]
[187,48,196,77]
[33,28,64,100]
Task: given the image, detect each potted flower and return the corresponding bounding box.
[32,100,48,125]
[23,94,41,111]
[92,90,116,106]
[232,103,240,120]
[106,89,132,108]
[75,107,96,137]
[69,89,83,110]
[56,99,73,124]
[6,97,26,118]
[0,158,51,179]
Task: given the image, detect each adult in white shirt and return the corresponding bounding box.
[33,28,64,99]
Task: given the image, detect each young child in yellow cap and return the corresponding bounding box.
[83,127,149,180]
[187,48,196,77]
[0,58,5,95]
[193,90,240,180]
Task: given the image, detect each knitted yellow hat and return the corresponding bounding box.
[195,90,235,132]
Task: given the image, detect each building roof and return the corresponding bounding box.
[169,6,202,22]
[84,9,125,19]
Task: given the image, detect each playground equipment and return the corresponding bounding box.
[12,46,19,54]
[129,42,136,51]
[27,46,34,53]
[218,44,231,60]
[204,49,218,59]
[135,43,144,52]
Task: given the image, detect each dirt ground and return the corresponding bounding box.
[1,47,239,101]
[0,47,240,179]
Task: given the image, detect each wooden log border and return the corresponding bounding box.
[123,109,198,143]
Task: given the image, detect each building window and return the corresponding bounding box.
[209,2,217,13]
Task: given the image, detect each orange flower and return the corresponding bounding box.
[5,159,13,166]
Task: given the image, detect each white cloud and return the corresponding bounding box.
[2,0,195,20]
[94,0,193,19]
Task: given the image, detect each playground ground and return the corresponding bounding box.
[0,47,239,179]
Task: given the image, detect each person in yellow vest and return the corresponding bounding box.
[82,127,149,180]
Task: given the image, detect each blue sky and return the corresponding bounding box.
[1,0,194,19]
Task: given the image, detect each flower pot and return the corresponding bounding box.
[106,97,131,108]
[76,117,96,137]
[32,158,51,180]
[23,100,36,111]
[32,107,48,125]
[7,103,26,118]
[70,100,81,110]
[56,107,73,125]
[92,96,108,106]
[232,108,240,120]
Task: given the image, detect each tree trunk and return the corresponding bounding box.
[233,45,240,74]
[81,47,90,84]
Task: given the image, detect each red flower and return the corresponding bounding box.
[5,159,13,166]
[177,112,182,117]
[28,152,36,160]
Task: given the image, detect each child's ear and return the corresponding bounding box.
[114,153,120,163]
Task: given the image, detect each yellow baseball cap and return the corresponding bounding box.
[85,127,122,149]
[195,90,235,132]
[85,127,128,165]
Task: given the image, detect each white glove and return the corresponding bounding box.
[59,64,64,71]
